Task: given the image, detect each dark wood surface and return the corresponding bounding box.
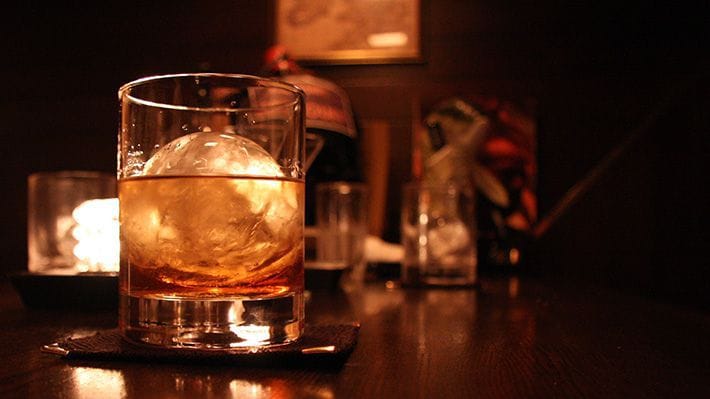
[1,276,709,398]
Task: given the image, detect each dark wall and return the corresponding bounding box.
[2,2,707,307]
[1,1,273,271]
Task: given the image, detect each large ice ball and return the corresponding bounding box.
[145,132,283,177]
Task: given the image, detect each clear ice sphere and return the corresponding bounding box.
[122,131,302,286]
[145,132,283,177]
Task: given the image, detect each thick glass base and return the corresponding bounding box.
[120,292,303,349]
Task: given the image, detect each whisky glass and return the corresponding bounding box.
[118,74,305,349]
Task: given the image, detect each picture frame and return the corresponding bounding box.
[274,0,422,65]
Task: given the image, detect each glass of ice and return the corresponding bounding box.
[401,182,477,287]
[117,74,306,349]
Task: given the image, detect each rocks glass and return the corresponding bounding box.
[118,74,306,349]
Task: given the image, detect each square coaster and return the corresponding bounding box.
[43,324,359,369]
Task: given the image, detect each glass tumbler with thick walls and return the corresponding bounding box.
[118,74,306,349]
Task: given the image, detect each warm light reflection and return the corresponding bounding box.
[509,248,520,265]
[508,276,520,298]
[71,198,119,272]
[367,31,409,47]
[229,379,271,399]
[72,367,126,399]
[229,325,271,347]
[360,286,405,316]
[301,386,335,399]
[227,301,280,347]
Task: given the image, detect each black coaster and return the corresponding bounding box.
[43,324,359,369]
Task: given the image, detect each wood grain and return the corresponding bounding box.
[2,277,709,398]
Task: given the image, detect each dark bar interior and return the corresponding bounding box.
[1,1,708,397]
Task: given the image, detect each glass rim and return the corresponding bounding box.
[118,73,305,113]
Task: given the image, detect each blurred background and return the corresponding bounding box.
[1,1,707,307]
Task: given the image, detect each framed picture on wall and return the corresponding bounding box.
[274,0,422,64]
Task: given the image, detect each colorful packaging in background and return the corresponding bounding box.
[415,97,537,272]
[261,45,363,226]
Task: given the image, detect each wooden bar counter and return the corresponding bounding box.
[1,275,709,398]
